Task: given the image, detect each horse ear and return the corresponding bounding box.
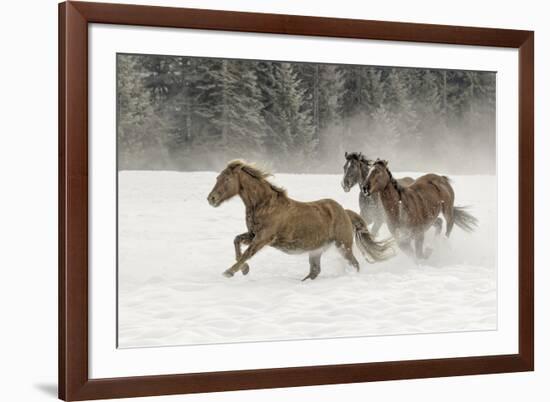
[345,151,348,159]
[383,160,388,166]
[228,160,243,171]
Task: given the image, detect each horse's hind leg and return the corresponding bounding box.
[336,242,360,272]
[343,248,360,272]
[234,232,253,275]
[397,239,415,259]
[302,253,322,281]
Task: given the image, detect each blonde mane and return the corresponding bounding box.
[227,160,287,195]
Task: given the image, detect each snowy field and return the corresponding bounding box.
[118,171,497,348]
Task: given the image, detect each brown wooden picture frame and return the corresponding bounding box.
[59,1,534,400]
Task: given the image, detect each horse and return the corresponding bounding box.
[341,152,443,236]
[361,159,478,260]
[207,160,395,280]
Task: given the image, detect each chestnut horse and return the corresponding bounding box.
[207,160,394,280]
[342,152,442,236]
[361,159,477,260]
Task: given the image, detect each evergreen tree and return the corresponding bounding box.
[157,57,202,156]
[361,67,386,117]
[316,65,346,165]
[411,69,446,141]
[255,60,279,146]
[192,57,224,148]
[116,54,496,174]
[117,55,167,169]
[337,65,364,120]
[193,59,268,157]
[141,55,180,101]
[317,65,344,131]
[383,68,419,143]
[271,62,316,168]
[221,60,268,156]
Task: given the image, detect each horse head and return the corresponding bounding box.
[342,152,371,192]
[207,162,243,207]
[362,159,390,196]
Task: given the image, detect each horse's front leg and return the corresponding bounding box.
[223,233,273,278]
[302,253,322,281]
[433,217,443,236]
[234,232,254,275]
[359,196,371,225]
[414,232,432,260]
[370,219,383,238]
[397,239,414,259]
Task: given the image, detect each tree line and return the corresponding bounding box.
[117,54,496,174]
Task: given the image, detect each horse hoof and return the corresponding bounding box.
[223,270,234,278]
[241,264,250,275]
[424,248,433,259]
[301,273,318,281]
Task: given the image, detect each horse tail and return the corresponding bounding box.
[453,206,478,233]
[345,209,395,263]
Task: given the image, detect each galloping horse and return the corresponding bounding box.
[341,152,442,236]
[207,160,394,280]
[361,159,477,260]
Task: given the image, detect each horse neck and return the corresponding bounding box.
[378,175,402,227]
[358,161,370,185]
[238,173,280,211]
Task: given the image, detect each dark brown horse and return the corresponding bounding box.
[341,152,442,236]
[361,159,477,260]
[207,160,394,280]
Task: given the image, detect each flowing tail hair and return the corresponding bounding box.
[453,206,478,233]
[345,210,395,263]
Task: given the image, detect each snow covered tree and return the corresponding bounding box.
[192,59,268,158]
[383,68,419,145]
[337,65,364,120]
[117,55,168,169]
[270,62,317,169]
[141,55,180,101]
[116,53,496,174]
[255,60,279,143]
[315,65,346,167]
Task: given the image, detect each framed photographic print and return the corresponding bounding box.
[59,1,534,400]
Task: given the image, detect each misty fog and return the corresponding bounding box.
[117,53,496,175]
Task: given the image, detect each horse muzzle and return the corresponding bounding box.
[341,181,351,193]
[207,193,221,207]
[361,185,371,196]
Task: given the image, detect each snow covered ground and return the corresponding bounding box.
[118,171,497,348]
